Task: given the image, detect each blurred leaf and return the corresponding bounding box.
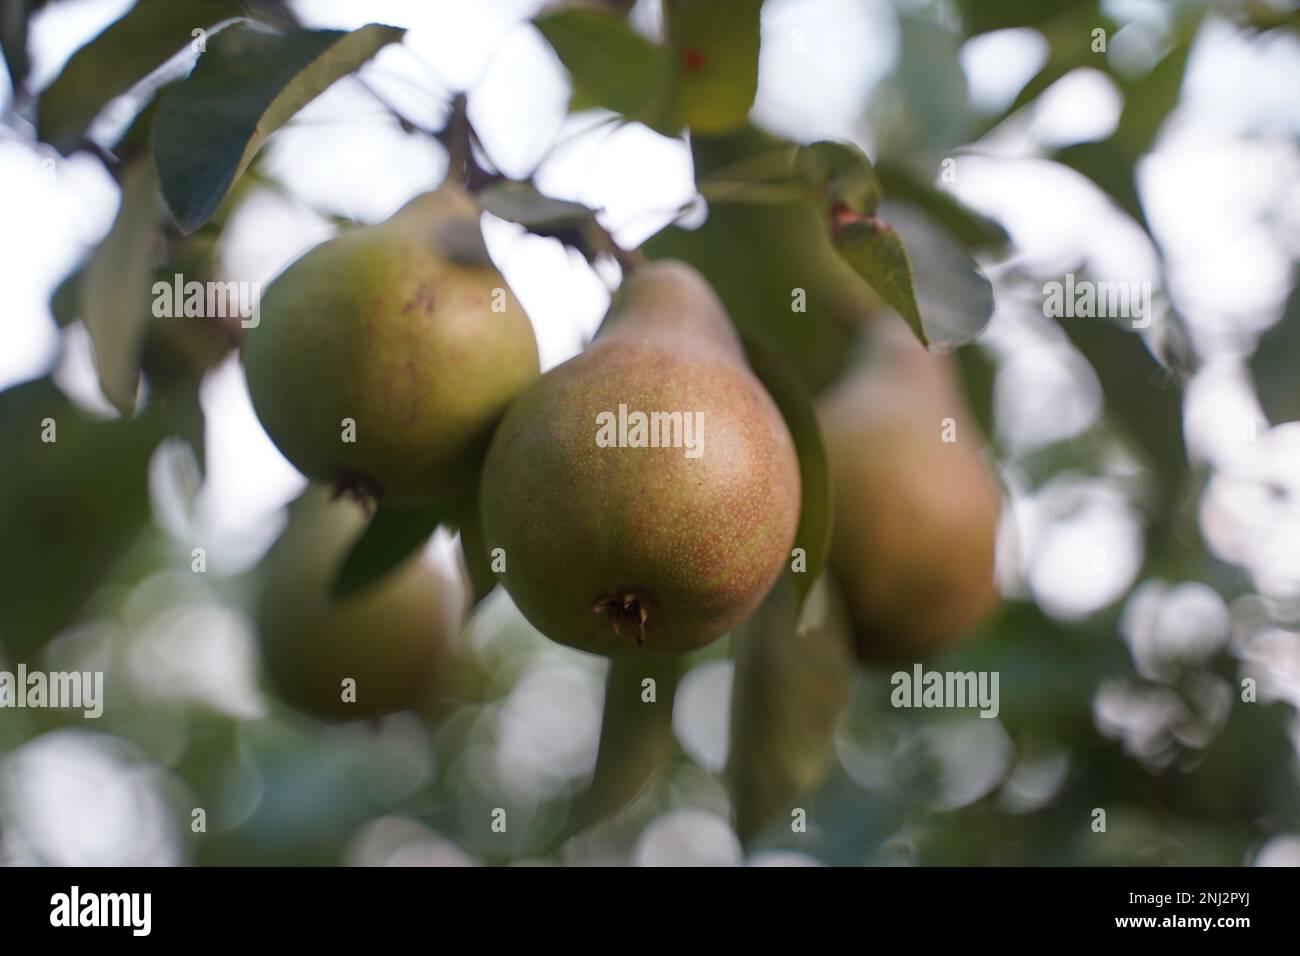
[1057,35,1198,226]
[728,573,855,844]
[479,179,595,228]
[581,655,682,827]
[1112,35,1198,158]
[172,385,209,478]
[36,0,236,154]
[956,0,1095,35]
[1250,273,1300,426]
[237,0,300,30]
[1061,315,1187,517]
[50,268,82,327]
[732,136,994,349]
[739,330,831,609]
[873,15,970,158]
[880,199,996,349]
[0,0,49,94]
[332,502,442,600]
[536,0,760,134]
[834,215,926,343]
[450,489,498,614]
[534,8,662,117]
[478,179,602,258]
[153,22,405,233]
[645,203,863,393]
[954,341,998,442]
[80,159,164,415]
[874,157,1008,249]
[647,129,869,393]
[111,94,162,160]
[967,5,1111,138]
[795,140,883,219]
[0,378,176,662]
[692,125,797,182]
[1054,149,1135,229]
[660,0,762,134]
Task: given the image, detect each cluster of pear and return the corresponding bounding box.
[242,179,1000,721]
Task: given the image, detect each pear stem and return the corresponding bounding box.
[439,93,499,193]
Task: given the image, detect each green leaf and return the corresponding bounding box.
[581,655,682,828]
[448,490,499,613]
[1250,273,1300,427]
[0,0,49,95]
[537,1,762,134]
[36,0,237,154]
[739,330,831,610]
[534,9,662,118]
[1056,34,1199,228]
[727,573,855,845]
[954,341,998,444]
[646,129,869,394]
[331,501,442,600]
[479,179,595,228]
[833,214,926,343]
[0,378,178,662]
[873,15,970,158]
[477,179,601,257]
[661,0,762,134]
[956,0,1096,35]
[50,268,82,327]
[881,199,996,349]
[80,160,164,415]
[795,141,883,219]
[153,22,405,234]
[1060,314,1187,528]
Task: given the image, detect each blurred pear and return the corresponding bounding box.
[256,487,462,721]
[819,319,1001,660]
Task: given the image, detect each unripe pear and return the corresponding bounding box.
[243,184,539,504]
[819,319,1000,661]
[255,486,462,720]
[480,261,801,657]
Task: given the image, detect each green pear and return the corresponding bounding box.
[819,319,1001,661]
[243,183,539,504]
[480,261,801,657]
[255,486,462,720]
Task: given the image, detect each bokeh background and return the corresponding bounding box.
[2,0,1300,865]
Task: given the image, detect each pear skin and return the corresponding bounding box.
[256,487,461,721]
[819,319,1001,661]
[243,183,539,505]
[480,261,800,657]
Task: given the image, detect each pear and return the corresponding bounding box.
[819,319,1001,661]
[255,486,462,720]
[480,261,801,657]
[243,183,539,504]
